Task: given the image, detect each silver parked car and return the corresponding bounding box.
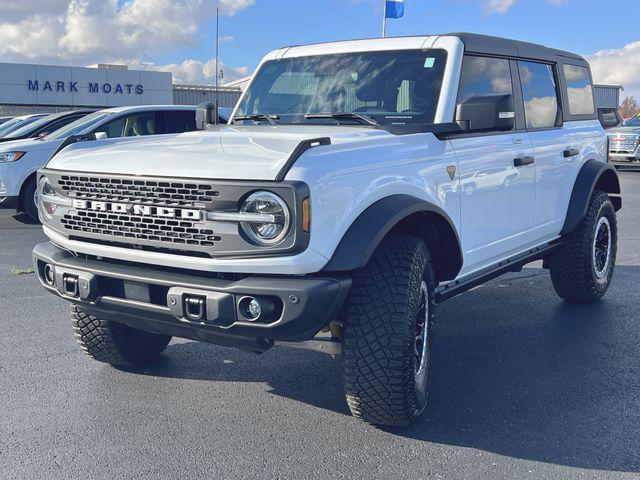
[608,115,640,165]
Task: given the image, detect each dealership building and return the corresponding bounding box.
[0,61,623,116]
[0,62,243,116]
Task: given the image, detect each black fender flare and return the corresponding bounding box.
[561,160,621,235]
[322,194,463,280]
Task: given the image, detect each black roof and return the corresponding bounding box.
[449,32,587,64]
[283,32,588,66]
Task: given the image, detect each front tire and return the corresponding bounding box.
[70,305,171,366]
[21,177,39,222]
[342,236,436,427]
[548,190,617,302]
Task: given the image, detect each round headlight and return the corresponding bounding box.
[38,176,58,219]
[240,191,291,245]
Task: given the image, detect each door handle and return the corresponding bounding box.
[563,148,579,158]
[514,156,535,167]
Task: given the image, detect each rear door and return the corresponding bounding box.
[450,55,536,273]
[517,60,580,239]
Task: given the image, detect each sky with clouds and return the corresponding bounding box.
[0,0,637,100]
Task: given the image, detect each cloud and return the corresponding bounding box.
[0,0,253,70]
[588,40,640,99]
[482,0,517,14]
[525,96,558,128]
[134,58,249,85]
[546,0,568,5]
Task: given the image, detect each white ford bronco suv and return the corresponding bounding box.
[33,34,621,427]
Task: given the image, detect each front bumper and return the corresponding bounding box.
[33,242,351,352]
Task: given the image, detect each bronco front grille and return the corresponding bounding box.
[61,210,221,247]
[609,134,639,154]
[53,173,228,255]
[57,175,220,207]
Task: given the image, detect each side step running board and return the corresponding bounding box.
[436,243,558,302]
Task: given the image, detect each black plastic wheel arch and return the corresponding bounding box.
[561,160,621,235]
[322,194,463,281]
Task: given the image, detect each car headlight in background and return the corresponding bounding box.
[0,151,26,163]
[239,191,291,246]
[38,176,71,220]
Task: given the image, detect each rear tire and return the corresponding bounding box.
[70,305,171,366]
[21,177,39,222]
[548,190,617,303]
[342,236,436,427]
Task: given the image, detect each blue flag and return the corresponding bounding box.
[385,0,404,18]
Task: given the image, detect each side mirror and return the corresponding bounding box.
[598,108,622,129]
[456,94,515,132]
[94,131,108,140]
[196,102,216,130]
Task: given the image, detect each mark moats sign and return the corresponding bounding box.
[28,80,144,95]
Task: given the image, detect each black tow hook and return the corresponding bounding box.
[63,274,79,298]
[184,296,206,321]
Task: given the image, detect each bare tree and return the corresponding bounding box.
[619,96,640,119]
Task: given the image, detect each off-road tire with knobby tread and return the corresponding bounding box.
[342,235,436,427]
[548,190,617,303]
[70,305,171,366]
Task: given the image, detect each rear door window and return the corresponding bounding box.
[563,65,595,116]
[518,61,559,129]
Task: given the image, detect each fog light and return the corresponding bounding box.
[44,264,56,286]
[239,296,261,321]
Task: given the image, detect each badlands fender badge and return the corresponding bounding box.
[446,165,457,181]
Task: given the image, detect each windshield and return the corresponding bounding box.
[236,49,447,126]
[4,113,59,138]
[0,116,43,137]
[46,111,113,140]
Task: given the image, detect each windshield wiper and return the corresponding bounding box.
[232,114,280,125]
[304,112,380,126]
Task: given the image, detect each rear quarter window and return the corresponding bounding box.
[563,65,595,116]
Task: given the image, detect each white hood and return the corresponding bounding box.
[46,125,394,180]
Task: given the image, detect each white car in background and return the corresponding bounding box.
[0,105,198,220]
[0,114,47,138]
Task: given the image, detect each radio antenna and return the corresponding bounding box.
[214,5,219,125]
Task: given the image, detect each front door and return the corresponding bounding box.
[452,133,536,273]
[451,55,537,274]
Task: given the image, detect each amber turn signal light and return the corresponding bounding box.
[302,197,311,232]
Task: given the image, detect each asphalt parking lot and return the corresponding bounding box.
[1,173,640,480]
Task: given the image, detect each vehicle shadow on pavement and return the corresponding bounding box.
[134,266,639,473]
[136,341,350,415]
[11,213,39,225]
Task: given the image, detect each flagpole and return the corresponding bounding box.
[382,0,387,37]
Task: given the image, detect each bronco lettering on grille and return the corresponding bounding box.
[71,199,202,220]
